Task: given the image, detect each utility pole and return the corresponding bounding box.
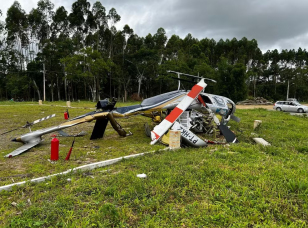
[64,63,67,101]
[43,63,46,101]
[286,80,289,100]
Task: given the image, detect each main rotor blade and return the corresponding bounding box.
[151,79,207,144]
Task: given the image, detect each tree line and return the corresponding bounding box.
[1,0,308,103]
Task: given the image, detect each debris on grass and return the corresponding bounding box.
[136,173,147,178]
[253,138,271,146]
[11,202,17,207]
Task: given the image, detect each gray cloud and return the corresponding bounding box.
[1,0,308,52]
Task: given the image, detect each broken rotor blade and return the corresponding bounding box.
[213,115,238,143]
[151,79,207,145]
[0,114,56,136]
[230,114,241,123]
[27,114,56,127]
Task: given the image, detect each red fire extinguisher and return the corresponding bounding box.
[64,109,69,120]
[51,135,59,160]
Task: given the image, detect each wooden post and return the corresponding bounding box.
[254,120,262,130]
[169,130,181,149]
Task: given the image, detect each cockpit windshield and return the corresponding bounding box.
[213,96,225,107]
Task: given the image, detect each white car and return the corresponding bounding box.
[274,101,308,113]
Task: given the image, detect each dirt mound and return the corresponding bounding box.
[236,97,273,105]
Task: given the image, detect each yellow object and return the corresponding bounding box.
[154,116,161,123]
[161,131,170,145]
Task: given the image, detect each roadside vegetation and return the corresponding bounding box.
[0,102,308,227]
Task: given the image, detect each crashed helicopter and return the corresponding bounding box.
[3,71,240,158]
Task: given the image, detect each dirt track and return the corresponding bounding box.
[236,105,274,110]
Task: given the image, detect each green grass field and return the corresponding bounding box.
[0,101,308,227]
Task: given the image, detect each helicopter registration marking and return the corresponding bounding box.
[180,126,199,144]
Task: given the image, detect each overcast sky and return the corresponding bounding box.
[1,0,308,53]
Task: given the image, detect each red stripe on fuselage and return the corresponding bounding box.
[187,84,203,99]
[165,107,183,123]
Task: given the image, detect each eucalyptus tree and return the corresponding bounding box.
[4,1,32,100]
[27,60,42,100]
[68,0,91,50]
[51,6,69,40]
[293,48,307,99]
[267,49,280,98]
[228,37,238,64]
[0,11,8,99]
[37,0,54,42]
[182,33,198,55]
[5,1,29,70]
[200,38,216,67]
[153,28,167,62]
[111,25,134,100]
[118,33,144,101]
[90,2,107,50]
[0,9,4,48]
[107,8,121,58]
[215,39,226,60]
[164,34,182,60]
[216,58,247,102]
[28,0,55,60]
[245,39,262,98]
[27,0,56,101]
[61,47,112,101]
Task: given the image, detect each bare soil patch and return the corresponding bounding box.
[236,104,274,110]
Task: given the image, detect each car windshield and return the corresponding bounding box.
[293,101,301,106]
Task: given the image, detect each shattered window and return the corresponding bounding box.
[201,95,212,104]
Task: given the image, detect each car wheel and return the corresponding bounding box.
[276,107,282,111]
[298,108,304,113]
